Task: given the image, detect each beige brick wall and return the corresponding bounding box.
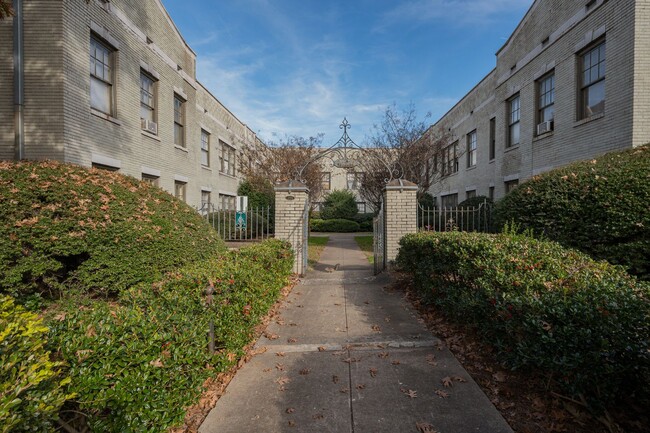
[274,183,309,275]
[428,0,644,203]
[1,0,258,208]
[384,182,418,262]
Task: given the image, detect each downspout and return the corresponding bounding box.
[13,0,24,160]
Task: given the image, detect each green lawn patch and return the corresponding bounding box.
[354,236,374,264]
[308,236,329,268]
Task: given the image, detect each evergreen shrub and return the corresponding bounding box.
[320,190,358,220]
[494,145,650,279]
[1,295,73,432]
[0,161,225,299]
[48,240,293,432]
[397,231,650,407]
[311,218,360,232]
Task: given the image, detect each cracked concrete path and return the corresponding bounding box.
[199,233,513,433]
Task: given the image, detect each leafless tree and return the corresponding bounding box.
[357,103,453,209]
[240,134,325,199]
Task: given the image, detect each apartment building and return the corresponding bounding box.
[422,0,650,206]
[0,0,261,208]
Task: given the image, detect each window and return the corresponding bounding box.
[466,190,476,200]
[174,181,186,202]
[173,94,185,147]
[489,186,495,200]
[356,202,366,213]
[321,172,331,191]
[505,179,519,194]
[441,142,459,176]
[219,141,236,176]
[489,118,496,160]
[346,172,362,190]
[441,193,458,209]
[141,174,159,186]
[219,194,236,211]
[507,94,520,148]
[200,130,210,167]
[201,190,211,208]
[467,130,477,168]
[91,163,118,172]
[580,41,606,119]
[90,36,114,115]
[537,72,555,127]
[140,71,156,130]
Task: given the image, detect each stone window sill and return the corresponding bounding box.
[504,145,520,154]
[174,145,189,153]
[91,108,121,125]
[575,112,605,127]
[141,130,160,141]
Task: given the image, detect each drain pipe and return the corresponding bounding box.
[13,0,24,160]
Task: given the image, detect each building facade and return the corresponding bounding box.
[0,0,261,208]
[423,0,650,206]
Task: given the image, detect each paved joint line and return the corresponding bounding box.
[257,339,441,354]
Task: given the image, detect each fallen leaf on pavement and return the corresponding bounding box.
[378,352,390,358]
[369,368,378,378]
[276,352,285,357]
[435,389,449,398]
[286,408,295,414]
[356,384,366,390]
[406,389,418,399]
[299,368,310,375]
[441,376,453,387]
[493,371,507,382]
[416,422,439,433]
[332,375,339,384]
[275,363,284,371]
[287,338,297,343]
[371,324,382,332]
[318,346,326,352]
[391,360,401,365]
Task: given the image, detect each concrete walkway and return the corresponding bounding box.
[199,233,513,433]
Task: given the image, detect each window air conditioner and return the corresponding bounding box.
[536,120,553,135]
[141,119,158,135]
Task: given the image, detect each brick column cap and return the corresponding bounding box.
[275,180,309,193]
[384,179,418,191]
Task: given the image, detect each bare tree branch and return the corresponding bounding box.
[0,0,13,20]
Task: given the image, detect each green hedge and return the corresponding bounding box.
[397,231,650,407]
[320,190,358,220]
[1,295,73,432]
[311,218,360,232]
[0,161,225,300]
[47,240,293,432]
[494,145,650,280]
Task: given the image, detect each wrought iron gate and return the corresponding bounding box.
[302,198,310,273]
[373,200,385,274]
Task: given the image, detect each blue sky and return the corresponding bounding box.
[163,0,532,146]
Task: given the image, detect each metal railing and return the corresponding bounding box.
[373,200,385,274]
[200,203,274,241]
[417,201,493,233]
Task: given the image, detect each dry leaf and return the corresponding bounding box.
[287,338,297,343]
[435,389,449,398]
[441,376,453,387]
[371,324,382,332]
[276,352,285,357]
[299,368,311,375]
[378,352,390,358]
[391,360,401,366]
[150,358,164,368]
[286,408,295,414]
[493,371,507,383]
[340,387,349,393]
[369,368,378,378]
[416,422,439,433]
[288,420,296,427]
[332,375,339,384]
[317,346,326,352]
[264,332,279,340]
[275,363,285,371]
[406,389,418,399]
[275,376,290,386]
[356,384,366,390]
[453,376,467,383]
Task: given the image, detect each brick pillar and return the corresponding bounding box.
[384,179,418,262]
[274,180,310,275]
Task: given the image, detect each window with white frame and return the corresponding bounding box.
[173,94,185,147]
[537,72,555,127]
[466,190,476,200]
[219,141,236,176]
[321,172,331,191]
[489,118,496,160]
[441,142,458,176]
[346,172,362,190]
[507,94,520,148]
[201,190,211,208]
[580,40,606,119]
[140,71,156,130]
[201,130,210,167]
[219,194,236,211]
[467,130,477,168]
[141,174,159,186]
[174,181,186,202]
[90,35,115,115]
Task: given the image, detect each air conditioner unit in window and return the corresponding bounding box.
[141,119,158,135]
[536,120,554,135]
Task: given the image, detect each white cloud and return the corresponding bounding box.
[376,0,529,30]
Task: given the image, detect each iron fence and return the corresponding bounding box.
[200,203,274,241]
[417,201,493,233]
[373,200,385,274]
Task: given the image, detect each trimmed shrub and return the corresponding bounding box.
[0,160,225,299]
[494,145,650,279]
[237,178,274,209]
[47,240,293,432]
[320,190,358,220]
[397,231,650,406]
[311,218,360,233]
[352,213,374,232]
[1,295,73,432]
[458,195,493,208]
